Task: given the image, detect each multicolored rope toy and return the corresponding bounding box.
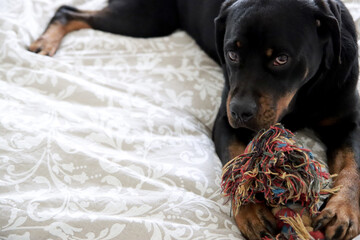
[221,124,339,240]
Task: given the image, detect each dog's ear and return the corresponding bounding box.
[314,0,342,68]
[214,0,237,65]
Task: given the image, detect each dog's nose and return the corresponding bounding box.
[230,99,256,123]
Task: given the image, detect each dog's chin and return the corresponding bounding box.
[228,118,275,132]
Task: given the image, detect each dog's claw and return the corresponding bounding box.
[314,222,323,232]
[233,203,278,239]
[313,194,359,240]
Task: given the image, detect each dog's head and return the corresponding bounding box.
[215,0,342,131]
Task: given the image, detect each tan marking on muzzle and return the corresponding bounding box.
[275,91,296,120]
[226,93,233,125]
[257,94,276,128]
[256,92,295,129]
[228,139,246,160]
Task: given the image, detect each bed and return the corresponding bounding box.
[1,0,360,239]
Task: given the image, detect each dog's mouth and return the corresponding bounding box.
[227,112,278,132]
[227,92,296,131]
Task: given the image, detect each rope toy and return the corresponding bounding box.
[221,124,339,240]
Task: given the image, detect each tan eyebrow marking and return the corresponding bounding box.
[236,41,242,48]
[266,48,273,57]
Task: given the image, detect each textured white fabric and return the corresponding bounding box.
[0,0,359,239]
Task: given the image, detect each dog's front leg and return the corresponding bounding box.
[313,124,360,240]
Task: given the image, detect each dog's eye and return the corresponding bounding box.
[227,51,239,63]
[274,55,288,66]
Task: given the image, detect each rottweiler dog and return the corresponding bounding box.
[29,0,360,239]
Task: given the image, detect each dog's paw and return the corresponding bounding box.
[233,203,277,240]
[28,32,61,56]
[313,194,359,240]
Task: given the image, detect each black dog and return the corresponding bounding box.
[29,0,360,239]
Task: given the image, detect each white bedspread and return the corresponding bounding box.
[1,0,359,239]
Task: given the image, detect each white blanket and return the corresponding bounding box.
[0,0,359,239]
